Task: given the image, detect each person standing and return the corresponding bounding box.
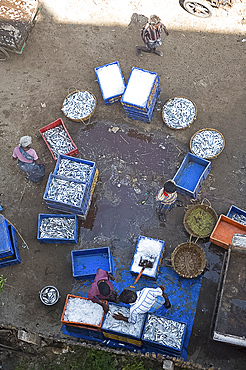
[156,180,178,222]
[12,136,46,183]
[136,15,169,57]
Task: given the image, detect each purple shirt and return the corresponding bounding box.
[13,146,38,163]
[87,269,113,304]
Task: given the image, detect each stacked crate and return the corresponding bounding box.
[121,67,160,123]
[43,154,98,220]
[0,215,21,268]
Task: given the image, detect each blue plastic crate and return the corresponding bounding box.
[141,314,187,355]
[71,247,113,279]
[0,225,21,268]
[121,67,159,113]
[53,154,96,187]
[130,236,165,279]
[37,214,78,243]
[101,303,147,346]
[173,153,211,198]
[95,61,125,105]
[0,215,14,258]
[226,205,246,225]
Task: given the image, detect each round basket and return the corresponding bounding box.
[61,90,96,122]
[183,202,218,238]
[162,96,197,130]
[190,128,225,159]
[39,285,60,306]
[171,242,206,278]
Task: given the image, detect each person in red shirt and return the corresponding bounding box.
[136,15,169,57]
[87,269,119,313]
[156,180,180,222]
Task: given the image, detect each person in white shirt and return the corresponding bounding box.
[112,286,171,324]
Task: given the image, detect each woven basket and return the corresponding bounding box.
[190,128,225,159]
[162,96,197,130]
[62,90,97,122]
[171,242,206,278]
[183,202,218,238]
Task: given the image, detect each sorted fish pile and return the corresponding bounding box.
[57,158,93,182]
[64,297,104,326]
[40,217,76,239]
[40,286,59,305]
[62,91,96,120]
[102,303,145,338]
[231,213,246,226]
[191,129,224,159]
[43,126,75,159]
[47,177,86,207]
[143,314,186,350]
[162,97,196,129]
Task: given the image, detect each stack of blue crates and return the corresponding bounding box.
[43,154,97,219]
[0,215,21,268]
[121,67,160,123]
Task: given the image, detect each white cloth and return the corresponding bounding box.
[19,136,32,148]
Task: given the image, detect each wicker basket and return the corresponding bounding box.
[171,242,206,278]
[190,128,225,159]
[62,90,97,122]
[162,96,197,130]
[183,201,218,239]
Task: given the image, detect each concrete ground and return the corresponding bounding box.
[0,0,246,369]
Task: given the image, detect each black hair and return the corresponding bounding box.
[98,282,110,297]
[164,180,176,194]
[119,290,137,304]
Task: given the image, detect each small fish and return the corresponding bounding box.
[162,98,196,129]
[62,91,96,120]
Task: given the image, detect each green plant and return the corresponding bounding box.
[86,349,116,370]
[0,275,7,293]
[122,360,145,370]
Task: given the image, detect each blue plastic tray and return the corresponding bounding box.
[37,214,78,243]
[0,225,21,268]
[173,153,211,198]
[71,247,113,279]
[226,205,246,225]
[0,215,14,258]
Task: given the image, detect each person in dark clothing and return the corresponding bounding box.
[136,15,169,57]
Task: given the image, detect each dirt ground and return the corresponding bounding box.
[0,0,246,369]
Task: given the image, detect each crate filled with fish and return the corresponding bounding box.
[226,205,246,226]
[95,61,126,105]
[101,303,146,346]
[61,295,106,335]
[71,247,113,279]
[61,90,96,121]
[172,152,211,198]
[0,215,21,269]
[37,214,78,243]
[130,235,165,279]
[39,118,78,160]
[53,154,97,191]
[190,128,225,159]
[141,314,187,355]
[43,174,90,215]
[162,97,197,130]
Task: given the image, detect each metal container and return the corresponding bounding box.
[40,286,60,306]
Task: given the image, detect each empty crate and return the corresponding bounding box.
[210,215,246,250]
[0,221,21,269]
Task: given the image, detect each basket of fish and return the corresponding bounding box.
[171,242,206,279]
[61,90,96,122]
[183,200,218,238]
[162,97,197,130]
[190,128,225,159]
[40,285,60,306]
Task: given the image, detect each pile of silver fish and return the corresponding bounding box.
[62,91,96,120]
[102,304,145,338]
[231,213,246,226]
[40,286,59,305]
[162,97,196,129]
[47,177,86,207]
[143,314,186,350]
[57,158,93,182]
[43,126,75,159]
[191,129,224,159]
[39,217,76,239]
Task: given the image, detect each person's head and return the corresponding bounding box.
[119,289,137,304]
[164,180,176,194]
[19,136,32,148]
[98,281,111,297]
[149,15,161,25]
